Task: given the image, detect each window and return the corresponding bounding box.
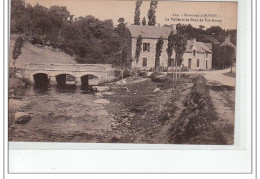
[193,50,196,56]
[143,58,147,67]
[188,59,191,69]
[143,43,150,52]
[206,53,208,58]
[197,59,199,67]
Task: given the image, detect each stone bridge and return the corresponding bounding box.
[17,63,115,86]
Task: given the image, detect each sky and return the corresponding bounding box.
[24,0,237,29]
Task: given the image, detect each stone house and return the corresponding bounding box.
[126,25,213,70]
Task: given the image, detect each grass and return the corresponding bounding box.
[9,34,76,68]
[168,76,227,145]
[223,72,236,78]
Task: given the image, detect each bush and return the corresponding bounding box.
[19,77,30,87]
[31,36,44,45]
[138,71,148,77]
[181,66,189,72]
[114,69,122,78]
[148,67,155,72]
[123,69,133,78]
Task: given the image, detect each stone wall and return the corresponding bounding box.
[130,37,212,70]
[18,63,115,85]
[131,38,173,69]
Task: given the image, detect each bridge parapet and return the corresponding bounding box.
[24,63,113,72]
[19,63,116,85]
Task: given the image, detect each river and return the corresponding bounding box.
[9,84,115,142]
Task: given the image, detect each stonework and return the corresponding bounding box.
[17,63,115,85]
[127,25,213,70]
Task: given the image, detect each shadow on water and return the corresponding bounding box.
[33,84,49,93]
[56,84,76,92]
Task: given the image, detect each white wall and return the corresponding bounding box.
[182,52,212,70]
[131,37,212,70]
[131,38,171,69]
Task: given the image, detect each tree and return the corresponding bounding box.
[170,24,187,86]
[135,35,142,74]
[172,24,187,66]
[12,36,24,77]
[48,6,70,40]
[206,26,223,36]
[142,17,146,25]
[155,37,164,71]
[134,1,142,25]
[115,17,126,38]
[147,1,158,26]
[166,30,175,72]
[199,25,205,30]
[135,35,142,63]
[10,0,30,33]
[121,46,128,69]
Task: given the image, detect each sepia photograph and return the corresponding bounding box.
[8,0,237,145]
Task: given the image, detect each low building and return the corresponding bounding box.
[126,25,213,70]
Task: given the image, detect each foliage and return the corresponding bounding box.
[142,17,146,25]
[155,37,164,69]
[212,45,235,69]
[134,1,142,25]
[115,17,126,38]
[10,0,125,66]
[147,1,158,26]
[12,36,24,66]
[166,30,175,67]
[121,46,128,68]
[171,24,187,66]
[135,35,142,63]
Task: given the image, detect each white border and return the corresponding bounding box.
[3,0,254,175]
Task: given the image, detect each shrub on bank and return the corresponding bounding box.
[168,75,227,145]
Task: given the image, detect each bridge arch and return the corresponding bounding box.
[32,72,50,89]
[55,73,76,86]
[80,74,99,91]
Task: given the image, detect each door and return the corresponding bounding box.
[143,58,147,67]
[188,59,191,69]
[206,60,208,69]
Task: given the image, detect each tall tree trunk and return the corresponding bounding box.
[59,27,62,39]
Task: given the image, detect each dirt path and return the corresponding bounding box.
[206,81,235,144]
[181,68,236,87]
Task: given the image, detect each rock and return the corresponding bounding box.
[94,92,103,97]
[102,92,113,96]
[14,112,31,124]
[122,79,127,84]
[93,99,110,104]
[153,88,161,93]
[129,113,135,118]
[116,79,127,85]
[93,86,109,92]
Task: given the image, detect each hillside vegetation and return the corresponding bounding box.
[9,34,76,67]
[11,0,236,69]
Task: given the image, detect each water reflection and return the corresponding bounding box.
[56,84,76,92]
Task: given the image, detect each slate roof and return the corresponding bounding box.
[128,25,175,39]
[186,40,212,53]
[128,25,212,54]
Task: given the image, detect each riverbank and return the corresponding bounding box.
[8,74,235,144]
